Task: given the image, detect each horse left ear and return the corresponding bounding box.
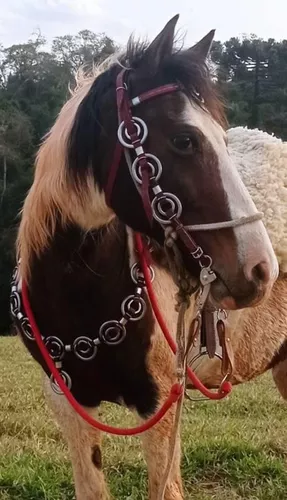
[143,14,179,71]
[188,30,215,60]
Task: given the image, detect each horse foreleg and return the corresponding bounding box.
[140,395,184,500]
[43,378,110,500]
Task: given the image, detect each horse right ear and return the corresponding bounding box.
[143,15,179,72]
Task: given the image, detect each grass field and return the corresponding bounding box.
[1,337,287,500]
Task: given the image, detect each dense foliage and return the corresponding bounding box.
[1,30,286,332]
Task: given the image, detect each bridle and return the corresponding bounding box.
[106,68,262,279]
[11,66,263,437]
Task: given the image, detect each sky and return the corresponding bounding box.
[0,0,287,49]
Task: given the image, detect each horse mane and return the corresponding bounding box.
[17,36,226,280]
[17,56,117,280]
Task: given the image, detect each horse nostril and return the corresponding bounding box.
[246,261,271,285]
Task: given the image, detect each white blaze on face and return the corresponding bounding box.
[179,95,279,281]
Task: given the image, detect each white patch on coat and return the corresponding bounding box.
[179,97,278,280]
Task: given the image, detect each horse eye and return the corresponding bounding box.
[172,135,193,152]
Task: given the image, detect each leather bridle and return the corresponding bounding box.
[105,68,263,289]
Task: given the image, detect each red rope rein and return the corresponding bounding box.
[134,234,232,400]
[21,233,231,437]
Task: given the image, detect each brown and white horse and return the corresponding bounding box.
[12,16,278,500]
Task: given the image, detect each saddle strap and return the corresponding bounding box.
[217,319,234,377]
[202,309,217,358]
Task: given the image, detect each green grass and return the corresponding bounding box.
[1,337,287,499]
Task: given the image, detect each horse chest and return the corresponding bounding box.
[17,227,182,417]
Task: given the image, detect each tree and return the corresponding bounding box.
[0,29,118,333]
[211,36,287,139]
[52,30,117,73]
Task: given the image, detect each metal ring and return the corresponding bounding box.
[131,154,162,184]
[45,336,65,361]
[130,262,155,286]
[151,193,182,225]
[199,254,213,269]
[50,370,72,395]
[117,117,148,148]
[72,336,98,361]
[189,350,223,366]
[10,290,21,318]
[99,320,126,346]
[121,295,146,321]
[20,317,34,341]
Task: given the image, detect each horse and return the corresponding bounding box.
[11,16,278,500]
[189,126,287,402]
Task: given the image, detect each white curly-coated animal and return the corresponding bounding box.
[191,126,287,399]
[228,126,287,273]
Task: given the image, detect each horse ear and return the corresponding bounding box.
[144,15,179,70]
[188,30,215,60]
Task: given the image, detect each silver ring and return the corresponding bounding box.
[20,317,34,341]
[152,193,182,225]
[99,320,126,346]
[131,154,162,184]
[189,350,223,366]
[50,370,72,395]
[10,290,21,318]
[130,262,155,286]
[117,117,148,148]
[121,295,146,321]
[45,336,65,360]
[73,336,98,361]
[199,254,213,269]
